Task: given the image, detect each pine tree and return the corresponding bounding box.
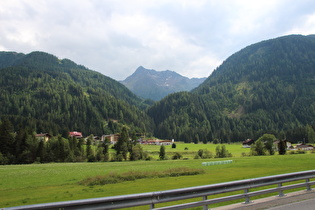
[159,145,166,160]
[0,117,15,160]
[115,126,129,160]
[278,139,286,155]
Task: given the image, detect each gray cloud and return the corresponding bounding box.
[1,0,315,80]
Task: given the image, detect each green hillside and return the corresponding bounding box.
[0,51,153,136]
[1,34,314,145]
[148,35,315,143]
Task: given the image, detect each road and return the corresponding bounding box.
[212,190,315,210]
[268,198,315,210]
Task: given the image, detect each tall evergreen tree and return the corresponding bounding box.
[159,145,166,160]
[0,117,15,162]
[278,139,287,155]
[115,126,129,160]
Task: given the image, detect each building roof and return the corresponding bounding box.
[69,131,83,137]
[35,133,51,137]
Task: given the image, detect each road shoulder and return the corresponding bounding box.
[211,190,315,210]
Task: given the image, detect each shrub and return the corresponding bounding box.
[159,145,166,160]
[289,150,306,155]
[215,145,232,158]
[172,152,182,160]
[194,154,200,159]
[202,149,213,158]
[297,150,306,154]
[0,153,9,165]
[289,150,296,155]
[197,149,213,159]
[241,152,248,157]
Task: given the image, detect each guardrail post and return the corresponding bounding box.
[243,188,251,204]
[277,183,285,197]
[306,178,312,191]
[203,195,208,210]
[150,203,155,209]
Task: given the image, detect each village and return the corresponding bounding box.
[35,131,175,146]
[242,139,314,151]
[35,131,313,151]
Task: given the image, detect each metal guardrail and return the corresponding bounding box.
[4,170,315,210]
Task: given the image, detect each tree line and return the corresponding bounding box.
[0,117,152,164]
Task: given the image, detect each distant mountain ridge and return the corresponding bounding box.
[121,66,206,100]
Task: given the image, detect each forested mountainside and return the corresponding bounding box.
[0,51,153,136]
[148,35,315,143]
[121,66,206,101]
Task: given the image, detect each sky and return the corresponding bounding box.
[1,0,315,81]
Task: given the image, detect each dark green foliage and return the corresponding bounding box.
[159,145,166,160]
[130,144,145,161]
[0,51,153,137]
[172,152,182,160]
[251,139,266,156]
[196,149,213,159]
[215,145,231,158]
[148,35,315,142]
[258,134,276,155]
[278,139,286,155]
[306,125,315,143]
[251,133,277,156]
[115,127,129,160]
[101,137,111,162]
[172,143,176,148]
[86,136,96,162]
[148,92,214,143]
[0,117,15,157]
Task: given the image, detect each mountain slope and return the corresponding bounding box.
[121,66,206,100]
[148,35,315,143]
[0,51,153,136]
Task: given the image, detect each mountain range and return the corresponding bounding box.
[0,34,314,144]
[121,66,206,101]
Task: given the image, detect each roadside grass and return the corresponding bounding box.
[0,145,315,208]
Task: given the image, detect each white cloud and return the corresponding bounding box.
[286,13,315,35]
[1,0,315,80]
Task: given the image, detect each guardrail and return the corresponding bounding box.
[4,170,315,210]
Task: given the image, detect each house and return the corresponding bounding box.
[242,139,254,148]
[296,144,314,150]
[140,139,173,145]
[69,131,83,138]
[273,140,294,151]
[101,134,120,144]
[35,133,51,142]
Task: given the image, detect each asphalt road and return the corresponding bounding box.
[268,198,315,210]
[212,190,315,210]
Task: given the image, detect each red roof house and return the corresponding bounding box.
[69,131,83,138]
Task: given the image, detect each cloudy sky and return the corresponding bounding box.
[1,0,315,80]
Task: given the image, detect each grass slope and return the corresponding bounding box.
[0,144,314,208]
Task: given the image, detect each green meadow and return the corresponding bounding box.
[1,143,315,209]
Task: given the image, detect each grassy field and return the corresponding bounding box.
[141,142,249,159]
[1,143,315,209]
